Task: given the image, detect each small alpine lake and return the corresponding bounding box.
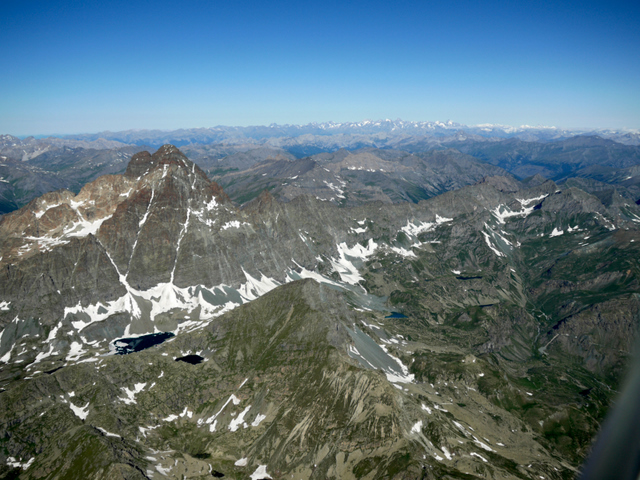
[385,312,408,319]
[112,332,175,355]
[175,354,204,365]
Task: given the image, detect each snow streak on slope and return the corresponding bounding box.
[491,195,547,224]
[346,326,414,384]
[330,240,378,285]
[65,215,113,238]
[401,215,452,236]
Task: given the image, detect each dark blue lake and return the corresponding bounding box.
[175,354,204,365]
[385,312,408,319]
[113,332,175,355]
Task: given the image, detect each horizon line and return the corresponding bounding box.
[6,118,640,139]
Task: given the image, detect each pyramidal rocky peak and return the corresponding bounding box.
[0,144,406,355]
[0,146,257,338]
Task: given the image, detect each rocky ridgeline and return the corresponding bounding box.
[212,149,510,207]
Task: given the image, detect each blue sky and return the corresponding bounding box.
[1,0,639,135]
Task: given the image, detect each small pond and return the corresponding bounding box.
[113,332,175,355]
[175,354,204,365]
[385,312,408,319]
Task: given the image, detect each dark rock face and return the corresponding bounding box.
[124,150,155,178]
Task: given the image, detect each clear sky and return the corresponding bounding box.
[1,0,639,135]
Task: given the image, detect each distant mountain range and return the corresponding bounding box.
[16,119,640,148]
[2,124,640,218]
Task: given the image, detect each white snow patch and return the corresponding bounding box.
[411,420,423,433]
[204,394,241,432]
[516,194,548,206]
[138,188,155,228]
[97,427,120,438]
[204,197,218,211]
[453,421,467,433]
[239,269,280,301]
[250,465,272,480]
[235,457,248,466]
[340,239,378,259]
[156,464,171,475]
[0,347,11,363]
[401,221,435,236]
[436,214,453,223]
[390,246,416,258]
[442,446,453,460]
[473,436,495,452]
[0,301,10,311]
[31,345,58,365]
[482,231,505,257]
[221,220,249,230]
[361,320,381,330]
[323,180,345,198]
[330,240,378,285]
[550,227,564,237]
[376,342,415,384]
[21,234,70,253]
[66,341,87,362]
[65,215,112,238]
[34,202,62,219]
[251,413,266,427]
[491,202,538,224]
[229,405,251,431]
[6,457,35,470]
[470,452,488,463]
[72,277,253,338]
[69,401,90,420]
[120,383,146,405]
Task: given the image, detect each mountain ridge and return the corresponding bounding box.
[1,145,639,479]
[39,120,640,147]
[3,128,640,216]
